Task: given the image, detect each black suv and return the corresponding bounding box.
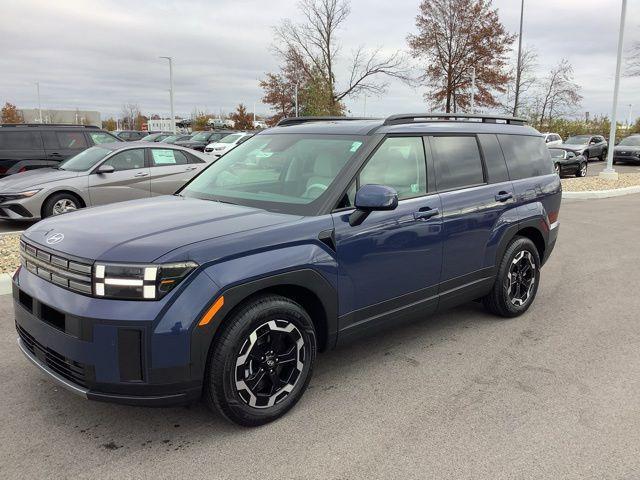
[175,130,236,151]
[0,124,121,177]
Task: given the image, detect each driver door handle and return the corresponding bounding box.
[185,166,197,171]
[134,172,149,177]
[495,191,513,202]
[413,207,439,221]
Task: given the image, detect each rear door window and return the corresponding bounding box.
[431,136,485,191]
[0,131,43,149]
[150,148,188,166]
[498,135,554,180]
[478,134,509,184]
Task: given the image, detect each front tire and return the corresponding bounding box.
[204,295,317,427]
[599,150,606,161]
[42,192,80,218]
[576,162,587,177]
[483,237,541,318]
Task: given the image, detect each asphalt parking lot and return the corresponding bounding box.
[586,160,640,176]
[1,194,640,479]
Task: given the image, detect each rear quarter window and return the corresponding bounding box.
[0,131,43,150]
[498,135,554,180]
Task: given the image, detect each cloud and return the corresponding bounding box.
[0,0,638,121]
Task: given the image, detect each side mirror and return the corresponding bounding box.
[349,184,398,227]
[96,165,115,174]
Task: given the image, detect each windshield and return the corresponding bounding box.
[618,136,640,146]
[191,132,211,141]
[549,149,566,159]
[140,133,159,141]
[218,134,243,144]
[565,135,591,144]
[181,134,365,214]
[163,135,180,142]
[59,147,111,171]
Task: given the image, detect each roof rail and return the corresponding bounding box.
[276,116,373,127]
[383,113,527,127]
[0,123,100,128]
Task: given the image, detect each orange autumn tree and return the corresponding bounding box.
[408,0,515,113]
[1,102,23,123]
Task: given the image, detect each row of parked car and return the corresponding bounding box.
[110,129,254,157]
[0,123,252,221]
[543,131,640,177]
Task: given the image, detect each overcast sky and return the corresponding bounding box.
[1,0,639,122]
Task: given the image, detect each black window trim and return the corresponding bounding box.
[428,133,488,194]
[331,133,431,213]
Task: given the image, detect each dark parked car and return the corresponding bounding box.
[161,134,194,144]
[139,132,172,142]
[0,124,121,178]
[13,114,560,426]
[111,130,147,141]
[549,147,588,177]
[613,135,640,164]
[563,135,607,161]
[175,130,236,151]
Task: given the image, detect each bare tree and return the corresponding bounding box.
[627,41,640,76]
[534,59,582,126]
[120,103,141,130]
[272,0,409,111]
[408,0,515,113]
[501,46,537,115]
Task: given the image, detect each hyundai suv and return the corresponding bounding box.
[13,114,561,426]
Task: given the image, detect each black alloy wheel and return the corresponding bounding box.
[483,236,541,317]
[204,294,316,426]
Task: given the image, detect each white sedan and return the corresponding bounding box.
[204,132,254,158]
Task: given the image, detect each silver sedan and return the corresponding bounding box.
[0,142,212,221]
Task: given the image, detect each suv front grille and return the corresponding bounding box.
[17,324,89,388]
[20,240,93,295]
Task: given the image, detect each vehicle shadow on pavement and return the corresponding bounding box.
[7,300,502,446]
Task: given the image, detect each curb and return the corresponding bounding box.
[0,230,23,237]
[562,185,640,199]
[0,273,12,296]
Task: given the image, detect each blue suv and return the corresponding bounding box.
[13,114,561,426]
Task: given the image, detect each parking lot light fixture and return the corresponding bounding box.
[600,0,627,181]
[159,56,176,134]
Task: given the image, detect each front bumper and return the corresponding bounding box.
[13,265,221,407]
[0,198,39,220]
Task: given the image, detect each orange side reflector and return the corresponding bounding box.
[198,296,224,327]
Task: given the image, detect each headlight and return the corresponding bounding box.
[93,261,198,300]
[0,189,41,200]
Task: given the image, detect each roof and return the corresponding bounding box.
[264,114,540,137]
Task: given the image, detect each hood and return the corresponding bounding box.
[23,196,299,263]
[562,144,587,151]
[614,145,640,152]
[175,140,206,147]
[0,168,81,192]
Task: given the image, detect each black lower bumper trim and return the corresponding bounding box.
[18,337,201,407]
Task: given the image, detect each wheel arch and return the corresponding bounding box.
[40,189,87,217]
[191,269,337,384]
[495,220,548,269]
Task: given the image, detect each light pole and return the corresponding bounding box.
[513,0,525,117]
[600,0,627,181]
[35,81,43,123]
[627,104,633,127]
[159,56,176,134]
[363,93,367,117]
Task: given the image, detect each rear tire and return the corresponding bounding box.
[203,295,317,427]
[483,237,541,318]
[42,192,81,218]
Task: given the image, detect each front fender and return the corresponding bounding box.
[189,244,338,380]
